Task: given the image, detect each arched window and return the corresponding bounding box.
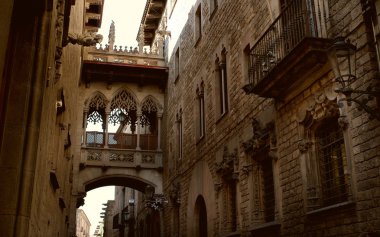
[108,90,137,149]
[140,96,161,150]
[194,195,207,237]
[85,93,108,147]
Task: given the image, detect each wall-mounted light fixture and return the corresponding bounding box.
[328,36,380,120]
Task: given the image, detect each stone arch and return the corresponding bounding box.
[187,160,216,237]
[194,195,208,237]
[84,91,109,111]
[83,174,157,193]
[141,95,163,112]
[78,171,162,194]
[109,88,138,126]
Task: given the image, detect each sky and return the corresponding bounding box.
[81,1,147,236]
[97,0,147,47]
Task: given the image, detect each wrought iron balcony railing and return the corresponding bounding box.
[244,0,331,96]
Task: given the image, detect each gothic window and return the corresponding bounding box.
[176,109,183,159]
[85,92,108,147]
[215,48,228,117]
[109,89,138,149]
[141,96,158,134]
[195,4,202,44]
[315,117,348,207]
[196,82,205,139]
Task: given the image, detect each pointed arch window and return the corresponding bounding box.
[141,96,161,150]
[215,48,228,118]
[108,90,138,149]
[85,93,108,147]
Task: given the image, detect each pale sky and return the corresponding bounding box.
[81,1,147,236]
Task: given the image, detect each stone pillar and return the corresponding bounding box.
[104,110,110,148]
[82,109,88,147]
[136,109,142,150]
[157,111,163,151]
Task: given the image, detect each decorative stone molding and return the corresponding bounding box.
[169,182,181,205]
[214,183,223,193]
[67,32,103,46]
[142,154,155,164]
[243,119,276,159]
[215,146,238,178]
[109,152,134,162]
[298,139,312,153]
[296,90,340,124]
[338,115,349,130]
[240,164,253,178]
[87,151,101,161]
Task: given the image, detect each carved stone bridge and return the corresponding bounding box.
[77,147,163,195]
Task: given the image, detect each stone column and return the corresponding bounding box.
[157,111,163,151]
[104,110,110,148]
[82,109,88,147]
[136,109,142,150]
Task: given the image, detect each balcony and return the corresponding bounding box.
[86,131,158,150]
[82,131,162,169]
[243,0,332,99]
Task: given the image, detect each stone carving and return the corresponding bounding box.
[243,119,276,157]
[215,146,238,177]
[240,164,253,178]
[298,139,312,153]
[108,20,115,47]
[109,153,134,162]
[338,115,349,130]
[87,151,101,161]
[142,154,155,164]
[67,32,103,46]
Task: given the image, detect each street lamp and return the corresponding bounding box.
[328,36,380,119]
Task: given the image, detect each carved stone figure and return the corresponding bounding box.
[67,33,103,46]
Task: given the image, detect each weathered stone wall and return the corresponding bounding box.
[163,0,380,236]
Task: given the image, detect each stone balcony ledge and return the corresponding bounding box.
[80,147,163,169]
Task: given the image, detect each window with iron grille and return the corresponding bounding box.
[315,118,348,207]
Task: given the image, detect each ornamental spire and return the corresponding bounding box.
[108,20,115,47]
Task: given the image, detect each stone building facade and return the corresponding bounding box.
[162,0,380,236]
[76,209,91,237]
[0,0,103,236]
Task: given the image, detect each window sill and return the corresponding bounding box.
[306,201,355,216]
[209,6,218,21]
[220,231,241,237]
[216,111,228,124]
[248,221,281,233]
[196,134,205,145]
